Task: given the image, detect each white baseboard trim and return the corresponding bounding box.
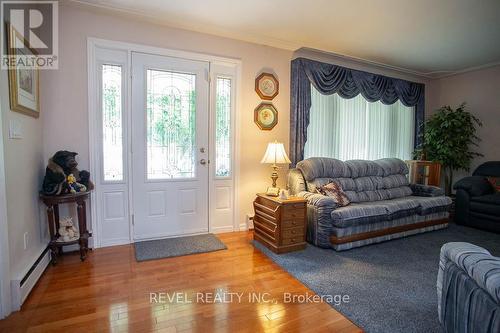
[134,228,209,242]
[239,223,249,231]
[10,248,50,311]
[211,226,235,234]
[100,238,131,248]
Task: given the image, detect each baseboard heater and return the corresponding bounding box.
[11,247,50,310]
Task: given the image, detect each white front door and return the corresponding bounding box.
[131,52,210,240]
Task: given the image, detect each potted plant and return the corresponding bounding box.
[423,103,482,195]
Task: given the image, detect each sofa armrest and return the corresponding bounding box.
[410,184,444,197]
[453,176,494,197]
[287,168,307,195]
[438,242,500,305]
[297,191,337,248]
[298,191,338,209]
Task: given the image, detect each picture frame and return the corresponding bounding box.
[6,24,40,118]
[254,102,278,130]
[255,72,279,100]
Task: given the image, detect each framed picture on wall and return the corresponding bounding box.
[6,24,40,118]
[254,102,278,130]
[255,73,279,100]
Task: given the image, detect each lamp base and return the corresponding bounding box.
[265,187,280,197]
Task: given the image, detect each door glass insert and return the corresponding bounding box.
[146,69,196,179]
[215,77,231,177]
[102,64,123,181]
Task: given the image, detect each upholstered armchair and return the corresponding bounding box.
[453,161,500,233]
[437,242,500,332]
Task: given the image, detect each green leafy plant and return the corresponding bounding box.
[423,103,482,195]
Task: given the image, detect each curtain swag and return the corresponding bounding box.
[290,57,425,166]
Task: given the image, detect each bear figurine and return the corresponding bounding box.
[42,150,94,195]
[58,217,80,242]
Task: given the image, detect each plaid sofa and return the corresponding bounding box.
[288,158,451,250]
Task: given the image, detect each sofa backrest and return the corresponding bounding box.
[473,161,500,177]
[296,157,411,203]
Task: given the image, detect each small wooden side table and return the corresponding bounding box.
[406,160,442,187]
[39,191,92,264]
[253,193,307,254]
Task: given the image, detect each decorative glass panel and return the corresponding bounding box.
[215,77,231,177]
[146,69,196,179]
[102,64,123,181]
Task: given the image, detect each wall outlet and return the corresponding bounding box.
[246,213,254,230]
[23,232,28,250]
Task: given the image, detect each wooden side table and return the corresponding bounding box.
[406,160,442,187]
[253,193,307,254]
[40,191,92,264]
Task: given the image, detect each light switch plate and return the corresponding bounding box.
[9,119,23,139]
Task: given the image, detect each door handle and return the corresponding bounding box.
[200,159,207,165]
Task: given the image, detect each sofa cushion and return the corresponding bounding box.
[470,193,500,217]
[471,193,500,205]
[374,158,409,176]
[317,182,350,207]
[470,202,500,217]
[331,196,450,228]
[297,158,350,182]
[381,174,410,188]
[410,196,452,215]
[345,160,383,178]
[377,187,414,200]
[331,204,388,227]
[331,198,421,228]
[454,176,495,197]
[298,157,413,203]
[374,197,421,218]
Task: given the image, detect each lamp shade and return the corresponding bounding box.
[260,142,291,164]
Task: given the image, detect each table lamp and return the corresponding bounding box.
[260,141,291,196]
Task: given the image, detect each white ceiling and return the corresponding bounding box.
[74,0,500,77]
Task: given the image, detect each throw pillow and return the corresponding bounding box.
[487,177,500,192]
[317,181,351,207]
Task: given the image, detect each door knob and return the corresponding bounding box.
[200,159,207,165]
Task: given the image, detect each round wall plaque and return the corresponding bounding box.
[254,102,278,130]
[255,73,279,100]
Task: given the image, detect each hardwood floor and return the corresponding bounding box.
[0,232,361,333]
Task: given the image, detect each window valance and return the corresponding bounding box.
[290,57,425,166]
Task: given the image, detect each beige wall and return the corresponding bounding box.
[43,3,443,237]
[427,65,500,184]
[10,2,496,268]
[0,70,47,279]
[43,3,293,227]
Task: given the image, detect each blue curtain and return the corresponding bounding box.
[290,57,425,166]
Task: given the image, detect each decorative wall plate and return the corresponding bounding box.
[254,102,278,130]
[255,73,279,100]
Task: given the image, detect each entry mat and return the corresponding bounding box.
[134,233,227,262]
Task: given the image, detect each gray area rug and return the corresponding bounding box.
[135,233,227,261]
[253,223,500,333]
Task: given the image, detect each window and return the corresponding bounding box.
[304,86,415,161]
[102,64,123,181]
[215,77,231,177]
[146,69,196,179]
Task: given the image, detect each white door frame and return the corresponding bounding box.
[87,38,242,248]
[0,91,12,319]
